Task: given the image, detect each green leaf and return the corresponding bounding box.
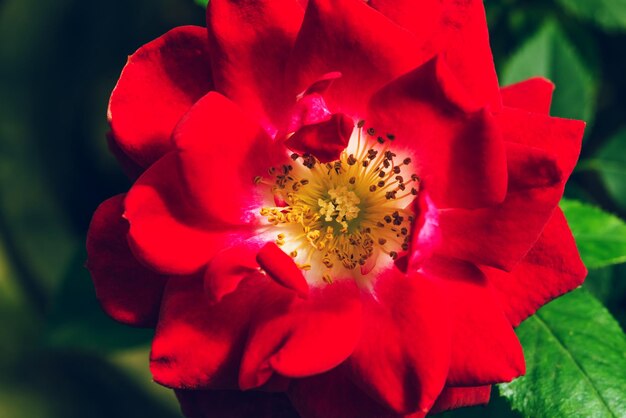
[555,0,626,31]
[194,0,208,7]
[577,129,626,210]
[560,199,626,268]
[499,289,626,418]
[502,21,595,123]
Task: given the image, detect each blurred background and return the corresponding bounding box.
[0,0,624,417]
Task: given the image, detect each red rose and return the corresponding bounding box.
[87,0,587,416]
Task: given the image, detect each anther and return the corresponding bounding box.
[369,185,377,192]
[378,238,387,245]
[403,158,412,165]
[291,153,300,160]
[367,127,375,136]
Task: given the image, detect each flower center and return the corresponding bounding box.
[255,122,420,286]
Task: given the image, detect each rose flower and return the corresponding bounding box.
[87,0,587,416]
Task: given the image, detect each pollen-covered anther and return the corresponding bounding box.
[257,122,418,285]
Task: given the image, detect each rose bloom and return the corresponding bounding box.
[87,0,587,417]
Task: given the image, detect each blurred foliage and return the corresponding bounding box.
[0,0,625,417]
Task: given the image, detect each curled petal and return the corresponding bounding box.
[86,194,167,327]
[173,92,288,226]
[206,0,304,133]
[285,113,354,163]
[423,257,525,386]
[371,0,500,109]
[256,242,310,298]
[367,57,507,209]
[484,208,587,327]
[435,113,584,270]
[287,0,429,117]
[348,268,450,414]
[125,153,257,275]
[501,77,555,115]
[108,26,212,168]
[239,280,362,389]
[151,275,265,389]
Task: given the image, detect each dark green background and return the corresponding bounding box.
[0,0,625,417]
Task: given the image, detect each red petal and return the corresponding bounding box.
[423,258,525,386]
[125,153,256,275]
[204,241,263,304]
[173,92,289,226]
[86,194,167,327]
[285,113,353,163]
[108,26,212,168]
[287,0,429,118]
[435,112,584,270]
[256,242,309,298]
[484,208,587,327]
[496,107,585,178]
[501,78,555,115]
[206,0,304,133]
[289,368,409,418]
[347,268,450,414]
[438,0,501,110]
[368,0,442,48]
[430,385,492,414]
[369,1,500,109]
[239,280,361,389]
[151,274,268,389]
[367,57,507,209]
[176,389,299,418]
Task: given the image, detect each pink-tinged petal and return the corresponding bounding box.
[496,107,586,178]
[367,57,507,209]
[176,389,299,418]
[151,274,270,389]
[289,368,410,418]
[435,112,584,270]
[206,0,304,133]
[239,280,362,389]
[408,192,441,270]
[285,113,354,163]
[173,92,289,226]
[256,242,309,298]
[347,268,450,414]
[423,258,525,386]
[370,1,500,109]
[501,78,555,115]
[287,0,429,118]
[108,26,212,168]
[484,208,587,327]
[125,153,257,275]
[430,385,492,414]
[86,194,167,327]
[286,72,342,133]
